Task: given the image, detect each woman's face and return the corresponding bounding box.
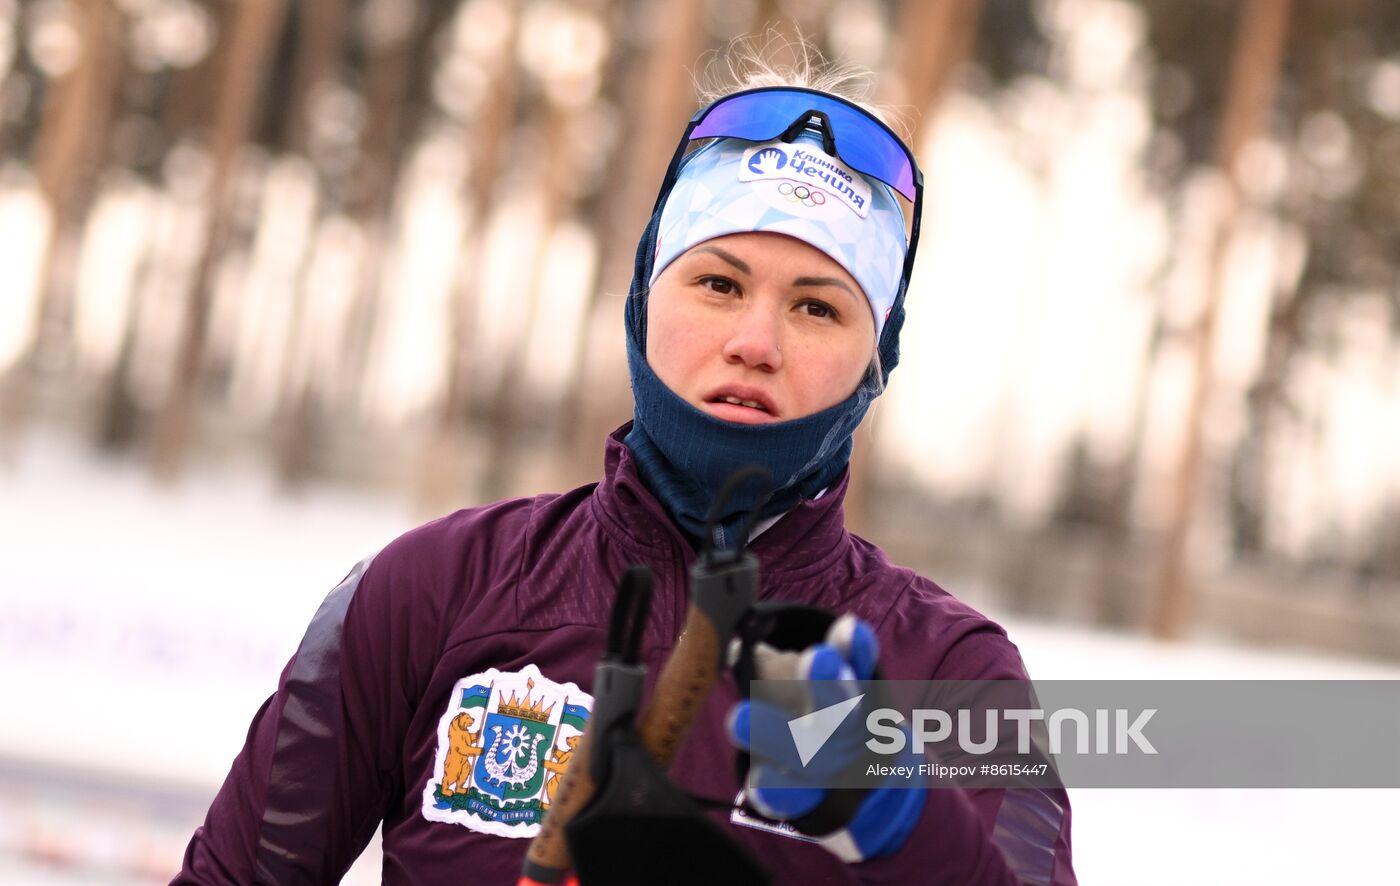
[645,231,875,424]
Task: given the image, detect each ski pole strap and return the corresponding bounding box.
[699,464,773,562]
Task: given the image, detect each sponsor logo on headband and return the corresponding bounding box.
[739,142,871,219]
[747,147,787,175]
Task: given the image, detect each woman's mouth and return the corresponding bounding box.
[717,394,767,411]
[702,391,780,424]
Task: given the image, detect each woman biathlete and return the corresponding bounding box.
[175,56,1076,886]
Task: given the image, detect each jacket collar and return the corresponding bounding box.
[590,423,853,584]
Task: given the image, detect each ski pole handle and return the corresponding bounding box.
[636,550,758,765]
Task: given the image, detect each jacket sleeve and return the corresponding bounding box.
[853,624,1077,886]
[173,538,446,885]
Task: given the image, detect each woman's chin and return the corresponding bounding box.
[701,401,782,425]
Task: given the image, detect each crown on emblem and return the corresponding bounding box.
[499,677,554,723]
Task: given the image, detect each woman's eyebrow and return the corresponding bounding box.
[792,275,859,304]
[692,245,751,275]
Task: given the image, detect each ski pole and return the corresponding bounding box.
[519,467,769,886]
[520,565,651,886]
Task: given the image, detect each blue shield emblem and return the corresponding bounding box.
[473,709,556,802]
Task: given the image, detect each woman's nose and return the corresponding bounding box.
[721,303,784,371]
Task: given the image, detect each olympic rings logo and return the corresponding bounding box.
[778,181,826,207]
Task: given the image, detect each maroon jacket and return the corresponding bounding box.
[176,426,1074,885]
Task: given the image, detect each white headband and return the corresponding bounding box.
[649,132,908,340]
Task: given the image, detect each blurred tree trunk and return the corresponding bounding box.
[1091,316,1162,627]
[1228,0,1346,562]
[278,0,450,486]
[96,254,154,452]
[846,0,984,535]
[3,0,123,429]
[337,0,423,203]
[268,0,350,486]
[94,1,224,453]
[1151,0,1291,640]
[149,0,289,480]
[29,0,124,364]
[415,3,523,512]
[283,0,348,157]
[478,103,580,502]
[0,26,41,163]
[333,0,441,436]
[548,2,633,469]
[162,0,224,140]
[886,0,985,113]
[561,0,706,477]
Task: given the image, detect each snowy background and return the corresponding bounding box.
[3,428,1397,884]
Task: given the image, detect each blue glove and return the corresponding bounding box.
[726,615,926,863]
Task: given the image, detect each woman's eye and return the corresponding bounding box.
[799,300,835,319]
[701,276,737,295]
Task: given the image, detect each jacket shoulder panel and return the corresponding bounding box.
[370,492,576,649]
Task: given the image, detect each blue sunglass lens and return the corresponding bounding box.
[690,90,917,201]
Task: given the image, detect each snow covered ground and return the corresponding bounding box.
[2,429,1395,883]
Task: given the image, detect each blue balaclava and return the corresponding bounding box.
[623,131,912,549]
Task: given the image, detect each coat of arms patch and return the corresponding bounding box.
[423,664,592,838]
